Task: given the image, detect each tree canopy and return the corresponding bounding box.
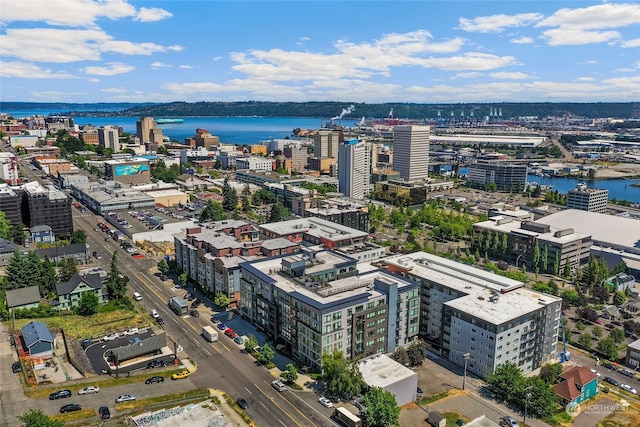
[199,200,227,222]
[321,350,365,399]
[363,387,400,427]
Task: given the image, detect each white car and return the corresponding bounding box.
[115,394,136,403]
[103,333,119,341]
[318,397,333,408]
[123,328,139,336]
[151,309,159,319]
[78,386,100,395]
[621,384,637,394]
[590,369,601,377]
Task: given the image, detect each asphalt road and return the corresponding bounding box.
[73,207,335,427]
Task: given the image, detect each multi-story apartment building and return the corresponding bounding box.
[283,145,309,172]
[136,117,164,144]
[383,251,562,378]
[466,162,527,192]
[313,129,341,159]
[301,197,370,232]
[21,182,73,236]
[473,216,592,274]
[0,184,22,225]
[258,217,368,249]
[238,247,420,370]
[566,183,609,213]
[98,126,120,153]
[235,157,273,172]
[338,140,371,200]
[392,125,430,182]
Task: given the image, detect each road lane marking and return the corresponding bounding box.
[245,387,253,395]
[254,384,304,427]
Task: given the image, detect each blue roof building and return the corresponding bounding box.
[21,321,55,360]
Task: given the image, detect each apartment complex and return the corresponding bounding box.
[392,125,430,182]
[383,252,562,378]
[238,247,420,370]
[473,216,593,274]
[21,182,73,236]
[0,184,22,225]
[338,140,371,199]
[313,129,341,159]
[466,162,527,191]
[235,157,273,172]
[566,183,609,213]
[283,145,309,172]
[98,126,120,152]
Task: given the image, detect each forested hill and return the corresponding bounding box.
[3,101,640,120]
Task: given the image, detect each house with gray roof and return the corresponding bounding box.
[6,286,41,310]
[55,273,105,311]
[34,242,88,264]
[21,321,55,362]
[30,224,55,244]
[0,238,17,266]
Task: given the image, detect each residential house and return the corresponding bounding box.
[553,366,598,406]
[6,286,41,311]
[55,273,105,311]
[21,321,55,364]
[34,242,88,264]
[0,238,17,266]
[30,225,55,244]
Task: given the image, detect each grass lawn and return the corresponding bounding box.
[10,309,153,339]
[114,388,210,412]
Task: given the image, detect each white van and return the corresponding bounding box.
[133,292,142,301]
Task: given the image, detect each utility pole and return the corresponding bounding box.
[523,389,532,426]
[463,353,471,390]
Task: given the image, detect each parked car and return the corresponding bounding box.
[417,386,424,397]
[12,361,22,373]
[604,376,619,386]
[172,370,191,380]
[145,376,165,384]
[189,310,200,318]
[271,380,286,392]
[98,406,111,419]
[151,309,159,319]
[103,333,119,341]
[49,390,72,400]
[224,328,236,338]
[236,398,249,410]
[590,369,602,377]
[78,386,100,395]
[156,317,165,325]
[619,369,636,378]
[124,328,139,336]
[147,360,166,369]
[60,403,82,413]
[217,323,227,331]
[621,384,637,394]
[92,251,101,259]
[115,394,136,403]
[318,397,333,408]
[602,362,617,370]
[500,416,519,427]
[81,339,93,349]
[234,336,244,345]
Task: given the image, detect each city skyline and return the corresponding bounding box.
[1,1,639,104]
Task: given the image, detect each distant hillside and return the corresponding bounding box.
[2,101,639,119]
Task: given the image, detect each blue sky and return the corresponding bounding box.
[1,1,639,103]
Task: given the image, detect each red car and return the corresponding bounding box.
[224,328,238,339]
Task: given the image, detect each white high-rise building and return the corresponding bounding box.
[313,130,340,158]
[338,140,371,199]
[392,125,430,182]
[98,126,120,152]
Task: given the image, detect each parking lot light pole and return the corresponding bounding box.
[462,353,471,390]
[523,390,532,426]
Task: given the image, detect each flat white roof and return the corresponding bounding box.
[536,209,640,253]
[259,217,368,241]
[475,217,591,245]
[358,354,416,389]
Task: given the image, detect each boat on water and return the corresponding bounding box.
[156,118,184,124]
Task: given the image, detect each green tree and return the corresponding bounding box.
[541,245,549,272]
[389,347,408,366]
[41,256,59,294]
[406,340,427,366]
[258,343,275,365]
[539,363,563,384]
[241,184,252,212]
[532,242,541,274]
[283,363,298,383]
[58,257,78,282]
[524,376,559,418]
[199,200,227,222]
[563,261,571,278]
[179,273,188,288]
[0,211,10,239]
[613,291,626,306]
[578,333,592,350]
[592,326,603,338]
[576,321,586,332]
[610,328,625,344]
[75,291,99,316]
[486,362,525,400]
[70,230,87,244]
[553,252,560,275]
[18,409,65,427]
[222,177,238,211]
[322,350,365,399]
[104,253,128,302]
[596,337,618,361]
[363,387,400,427]
[214,292,230,309]
[269,202,288,223]
[244,334,259,352]
[9,222,25,245]
[157,259,170,280]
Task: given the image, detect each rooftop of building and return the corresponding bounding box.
[104,157,150,165]
[474,216,591,245]
[259,217,368,241]
[535,209,640,252]
[358,354,416,389]
[383,251,561,325]
[21,182,67,200]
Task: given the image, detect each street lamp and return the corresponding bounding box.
[523,390,532,426]
[462,353,471,390]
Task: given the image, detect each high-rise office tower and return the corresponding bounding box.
[392,125,430,182]
[136,117,163,144]
[98,126,120,152]
[313,130,341,159]
[338,140,371,199]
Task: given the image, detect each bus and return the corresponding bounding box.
[333,407,362,427]
[168,296,188,315]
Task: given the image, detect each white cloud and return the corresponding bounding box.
[450,72,482,79]
[489,71,530,80]
[510,36,534,44]
[151,62,172,69]
[0,28,183,62]
[536,3,640,46]
[134,7,173,22]
[88,78,99,82]
[458,13,543,33]
[212,56,223,62]
[577,77,595,82]
[621,38,640,48]
[0,0,136,27]
[101,87,127,93]
[29,90,86,100]
[0,60,77,78]
[179,65,194,69]
[614,68,636,73]
[83,62,135,76]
